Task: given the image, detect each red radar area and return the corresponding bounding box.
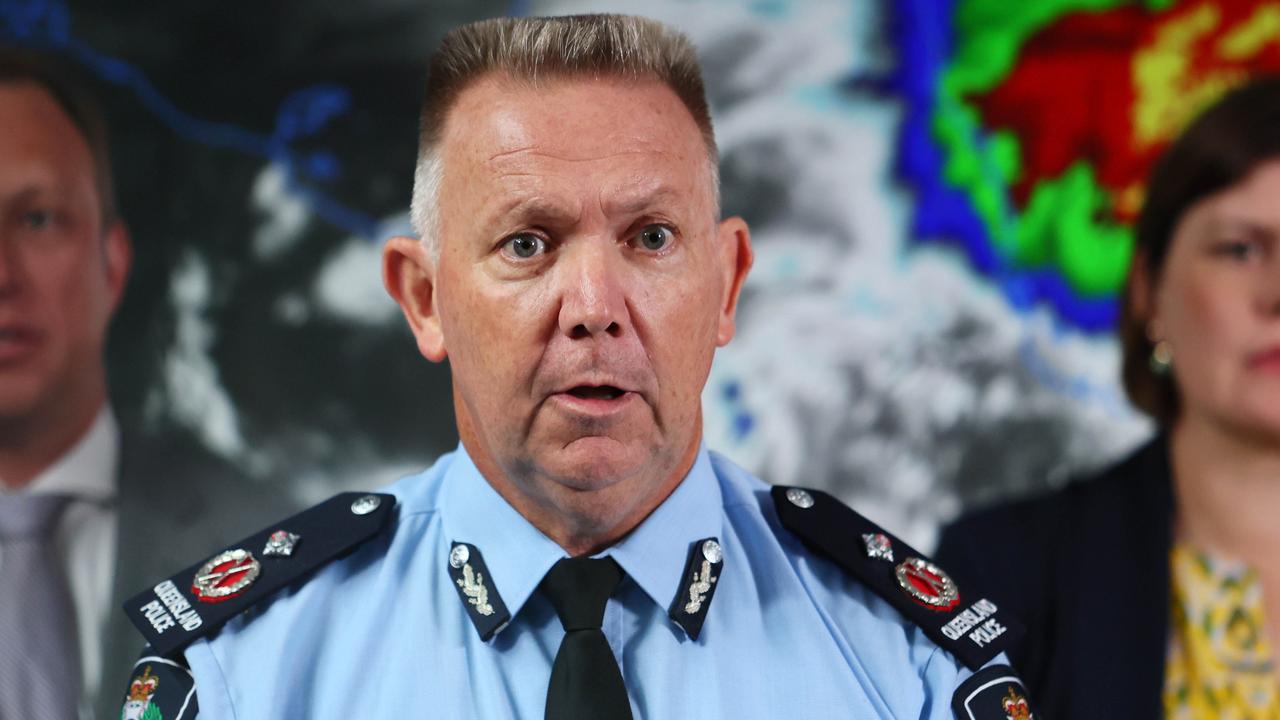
[974,1,1280,222]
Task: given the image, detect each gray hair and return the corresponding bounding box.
[410,14,720,254]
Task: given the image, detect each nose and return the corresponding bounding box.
[557,240,627,339]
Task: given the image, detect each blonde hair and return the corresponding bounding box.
[410,14,719,253]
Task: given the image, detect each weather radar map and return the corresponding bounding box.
[896,0,1280,330]
[4,0,1277,546]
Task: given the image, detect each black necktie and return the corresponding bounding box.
[540,557,634,720]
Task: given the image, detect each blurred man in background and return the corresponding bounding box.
[0,49,293,719]
[0,48,131,720]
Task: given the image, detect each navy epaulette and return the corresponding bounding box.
[772,486,1020,670]
[123,492,396,657]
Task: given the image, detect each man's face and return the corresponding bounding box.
[388,74,751,544]
[0,83,128,432]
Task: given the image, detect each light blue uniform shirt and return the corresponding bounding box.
[185,445,999,718]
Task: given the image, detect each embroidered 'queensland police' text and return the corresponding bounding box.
[140,580,204,634]
[939,598,1007,647]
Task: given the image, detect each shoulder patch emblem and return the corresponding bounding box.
[771,485,1020,670]
[121,652,198,719]
[124,492,395,657]
[951,664,1037,720]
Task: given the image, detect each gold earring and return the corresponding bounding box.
[1149,340,1173,375]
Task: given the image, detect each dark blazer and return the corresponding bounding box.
[95,430,299,720]
[936,436,1173,720]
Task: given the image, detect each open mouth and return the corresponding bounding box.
[566,385,626,400]
[0,327,38,345]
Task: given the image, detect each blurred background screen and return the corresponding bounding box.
[7,0,1277,548]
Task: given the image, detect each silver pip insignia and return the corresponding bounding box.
[862,532,894,562]
[263,530,301,557]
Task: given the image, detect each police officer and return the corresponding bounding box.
[118,15,1036,719]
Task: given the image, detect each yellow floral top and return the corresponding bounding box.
[1165,543,1280,719]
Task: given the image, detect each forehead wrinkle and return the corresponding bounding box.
[485,146,669,165]
[599,183,685,218]
[482,187,581,229]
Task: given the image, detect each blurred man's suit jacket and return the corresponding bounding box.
[97,429,298,719]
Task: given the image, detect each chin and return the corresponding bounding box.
[1223,403,1280,448]
[1249,417,1280,448]
[0,382,48,421]
[541,436,651,492]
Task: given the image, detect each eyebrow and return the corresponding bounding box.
[485,184,687,230]
[486,195,580,229]
[1,184,59,206]
[1208,215,1278,239]
[601,185,684,217]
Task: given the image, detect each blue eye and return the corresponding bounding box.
[634,224,673,251]
[504,233,547,259]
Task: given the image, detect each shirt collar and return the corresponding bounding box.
[439,446,567,625]
[606,446,722,614]
[440,442,723,635]
[7,405,118,503]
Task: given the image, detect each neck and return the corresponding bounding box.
[1170,414,1280,571]
[0,391,106,490]
[551,436,699,557]
[459,399,701,558]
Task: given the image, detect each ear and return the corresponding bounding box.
[383,236,447,362]
[713,216,753,346]
[1128,248,1160,337]
[103,220,132,316]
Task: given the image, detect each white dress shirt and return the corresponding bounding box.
[1,406,119,712]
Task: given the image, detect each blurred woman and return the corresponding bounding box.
[937,76,1280,719]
